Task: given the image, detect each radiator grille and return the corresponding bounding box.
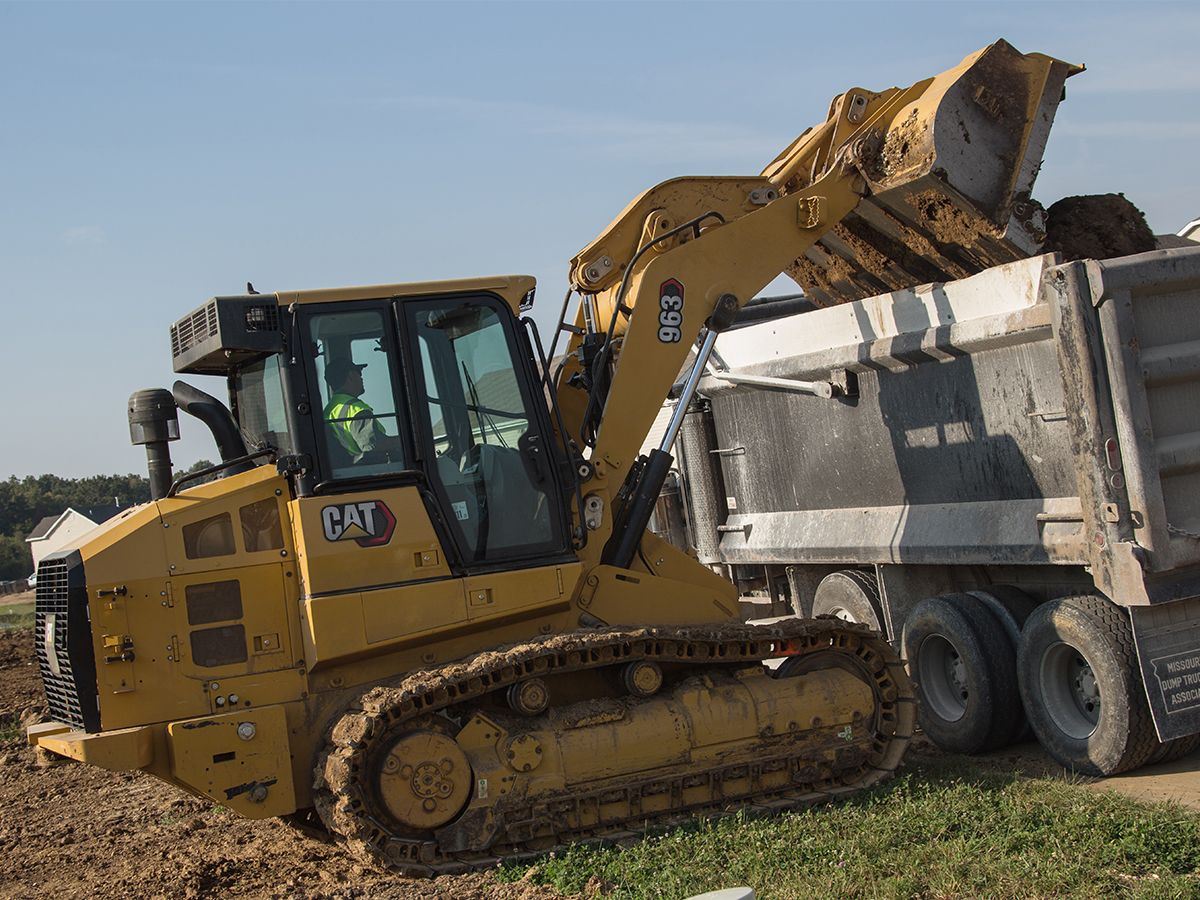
[34,554,98,732]
[170,301,219,361]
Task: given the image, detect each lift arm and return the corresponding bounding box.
[556,39,1079,568]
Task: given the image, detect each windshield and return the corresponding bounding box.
[233,355,294,454]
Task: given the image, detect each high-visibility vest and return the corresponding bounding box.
[323,393,379,456]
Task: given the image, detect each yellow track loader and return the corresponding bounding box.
[29,40,1077,874]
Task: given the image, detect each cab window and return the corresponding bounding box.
[234,355,294,454]
[408,297,560,562]
[308,308,407,480]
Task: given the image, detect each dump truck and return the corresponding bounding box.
[655,239,1200,776]
[28,41,1086,872]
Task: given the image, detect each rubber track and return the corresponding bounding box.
[314,618,915,877]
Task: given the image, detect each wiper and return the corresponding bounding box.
[461,362,509,448]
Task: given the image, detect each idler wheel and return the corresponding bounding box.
[507,677,550,716]
[377,730,471,831]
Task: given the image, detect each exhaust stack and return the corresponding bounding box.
[171,381,253,475]
[128,389,179,500]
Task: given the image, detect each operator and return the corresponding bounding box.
[323,359,401,462]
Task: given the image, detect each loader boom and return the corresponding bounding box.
[560,38,1078,569]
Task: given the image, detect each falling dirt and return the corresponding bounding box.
[1043,193,1158,262]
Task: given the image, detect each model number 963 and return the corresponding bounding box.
[658,278,684,343]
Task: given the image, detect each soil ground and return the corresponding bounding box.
[2,625,1196,899]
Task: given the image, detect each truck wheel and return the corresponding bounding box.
[1017,595,1157,776]
[812,570,883,633]
[902,593,1023,754]
[969,586,1039,743]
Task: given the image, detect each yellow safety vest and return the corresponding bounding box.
[324,393,379,456]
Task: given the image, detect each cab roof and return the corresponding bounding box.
[275,274,537,313]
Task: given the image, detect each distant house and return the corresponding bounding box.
[26,504,129,571]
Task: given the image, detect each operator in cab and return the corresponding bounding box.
[322,359,402,462]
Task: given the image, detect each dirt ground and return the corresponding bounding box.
[2,626,1197,899]
[0,628,573,900]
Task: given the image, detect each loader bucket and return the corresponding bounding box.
[763,39,1082,306]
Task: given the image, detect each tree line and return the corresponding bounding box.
[0,462,214,582]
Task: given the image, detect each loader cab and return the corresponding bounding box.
[173,276,573,571]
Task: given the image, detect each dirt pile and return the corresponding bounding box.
[1043,193,1157,262]
[0,628,571,899]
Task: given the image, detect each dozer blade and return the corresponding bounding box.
[763,39,1082,306]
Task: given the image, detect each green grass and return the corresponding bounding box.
[0,713,23,744]
[0,601,34,630]
[498,756,1200,899]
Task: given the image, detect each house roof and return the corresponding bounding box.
[82,504,124,525]
[27,515,62,541]
[26,503,133,542]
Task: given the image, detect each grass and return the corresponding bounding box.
[0,715,21,744]
[498,755,1200,899]
[0,601,34,630]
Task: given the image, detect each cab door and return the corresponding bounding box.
[402,293,571,568]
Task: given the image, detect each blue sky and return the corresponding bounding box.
[1,1,1197,478]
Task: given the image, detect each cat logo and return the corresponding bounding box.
[321,499,396,547]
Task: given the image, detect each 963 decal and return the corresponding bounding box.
[658,278,683,343]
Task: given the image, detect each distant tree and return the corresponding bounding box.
[0,535,30,582]
[178,459,219,487]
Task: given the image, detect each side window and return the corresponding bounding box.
[234,355,293,454]
[308,308,406,480]
[410,299,559,561]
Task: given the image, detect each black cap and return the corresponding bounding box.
[325,359,367,386]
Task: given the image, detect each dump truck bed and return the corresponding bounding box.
[670,244,1200,740]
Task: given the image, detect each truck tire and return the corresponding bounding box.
[1016,595,1157,776]
[1145,732,1200,766]
[812,570,883,633]
[969,586,1040,743]
[902,593,1024,754]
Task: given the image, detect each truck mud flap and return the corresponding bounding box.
[1130,597,1200,741]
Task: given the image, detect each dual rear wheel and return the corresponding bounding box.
[899,589,1189,775]
[805,571,1192,775]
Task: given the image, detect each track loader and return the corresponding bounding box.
[29,40,1077,874]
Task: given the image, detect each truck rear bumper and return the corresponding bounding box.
[26,720,154,771]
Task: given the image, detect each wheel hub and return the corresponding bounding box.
[1072,658,1100,716]
[916,633,968,722]
[1039,642,1101,739]
[378,730,471,831]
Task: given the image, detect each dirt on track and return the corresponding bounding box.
[0,628,572,900]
